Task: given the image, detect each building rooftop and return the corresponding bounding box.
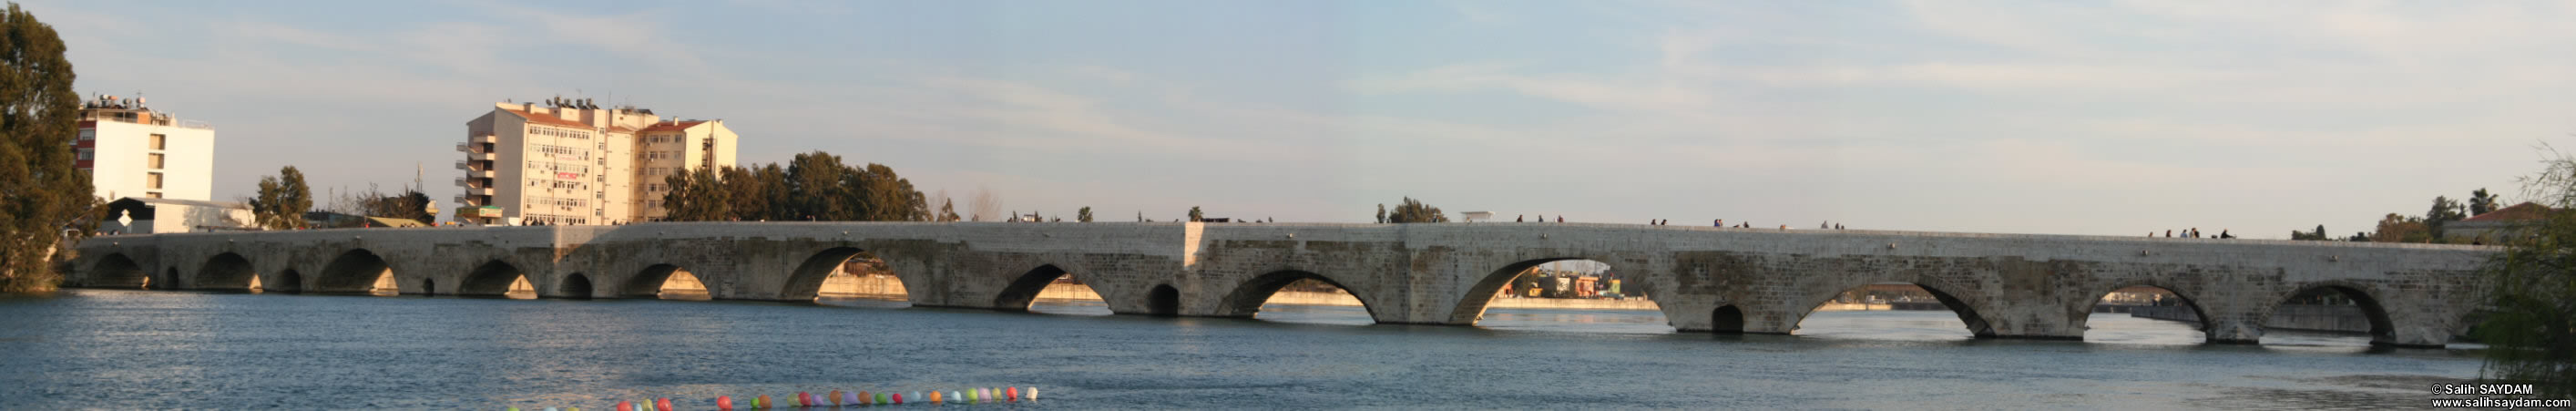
[639,120,707,133]
[2464,202,2553,222]
[111,197,249,210]
[498,108,594,128]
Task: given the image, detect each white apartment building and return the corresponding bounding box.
[77,95,215,201]
[458,98,738,225]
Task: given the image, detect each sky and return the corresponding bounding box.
[25,0,2576,237]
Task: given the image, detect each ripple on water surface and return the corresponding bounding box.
[0,290,2484,409]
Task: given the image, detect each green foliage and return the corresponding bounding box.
[657,150,931,222]
[1375,204,1386,223]
[360,190,434,225]
[249,166,312,230]
[2473,148,2576,396]
[0,4,84,292]
[2469,188,2499,216]
[1186,206,1203,222]
[2290,224,2330,241]
[1077,207,1092,222]
[2428,196,2468,238]
[2371,213,2433,242]
[1386,197,1447,223]
[661,168,730,221]
[937,198,960,221]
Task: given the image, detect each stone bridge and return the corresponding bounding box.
[65,222,2493,347]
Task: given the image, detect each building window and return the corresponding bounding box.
[148,134,166,149]
[77,149,91,160]
[148,153,164,170]
[146,172,163,189]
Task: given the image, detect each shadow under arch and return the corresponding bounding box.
[623,263,710,299]
[315,249,397,294]
[194,252,258,291]
[2077,284,2213,344]
[456,260,526,297]
[993,264,1103,313]
[559,272,594,299]
[1794,281,1998,338]
[783,247,907,303]
[1215,270,1380,321]
[1147,284,1181,316]
[87,253,147,288]
[270,269,303,293]
[1711,305,1746,334]
[421,278,436,296]
[2263,283,2398,345]
[1446,257,1650,325]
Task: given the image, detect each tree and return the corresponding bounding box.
[2290,224,2330,241]
[2428,196,2468,239]
[1136,211,1144,222]
[1375,204,1387,223]
[1187,206,1203,221]
[721,166,769,221]
[2370,213,2432,243]
[784,151,854,221]
[968,186,1002,221]
[1386,197,1448,223]
[248,166,313,230]
[362,190,434,224]
[2471,147,2576,397]
[937,198,960,221]
[661,168,730,221]
[2470,188,2499,216]
[1078,207,1092,222]
[0,4,82,292]
[851,163,927,221]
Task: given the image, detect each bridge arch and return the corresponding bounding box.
[315,249,397,294]
[1147,284,1181,316]
[1793,280,1997,339]
[623,263,710,299]
[992,263,1107,313]
[1711,305,1746,334]
[193,252,258,291]
[421,278,436,296]
[559,272,594,299]
[269,269,303,293]
[1447,257,1646,324]
[457,261,527,297]
[2260,282,2397,345]
[2076,283,2212,344]
[87,253,146,288]
[1216,269,1380,321]
[783,247,911,303]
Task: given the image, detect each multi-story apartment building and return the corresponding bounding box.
[76,94,215,201]
[458,98,737,225]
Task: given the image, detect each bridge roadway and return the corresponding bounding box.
[66,221,2493,347]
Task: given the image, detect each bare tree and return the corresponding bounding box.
[968,186,1003,222]
[929,189,953,221]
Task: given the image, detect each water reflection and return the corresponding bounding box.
[0,290,2486,410]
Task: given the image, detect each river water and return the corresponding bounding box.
[0,289,2482,409]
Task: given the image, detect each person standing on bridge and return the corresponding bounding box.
[1518,215,1524,222]
[1557,216,1563,223]
[1714,219,1723,227]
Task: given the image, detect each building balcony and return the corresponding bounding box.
[470,134,496,144]
[467,186,494,196]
